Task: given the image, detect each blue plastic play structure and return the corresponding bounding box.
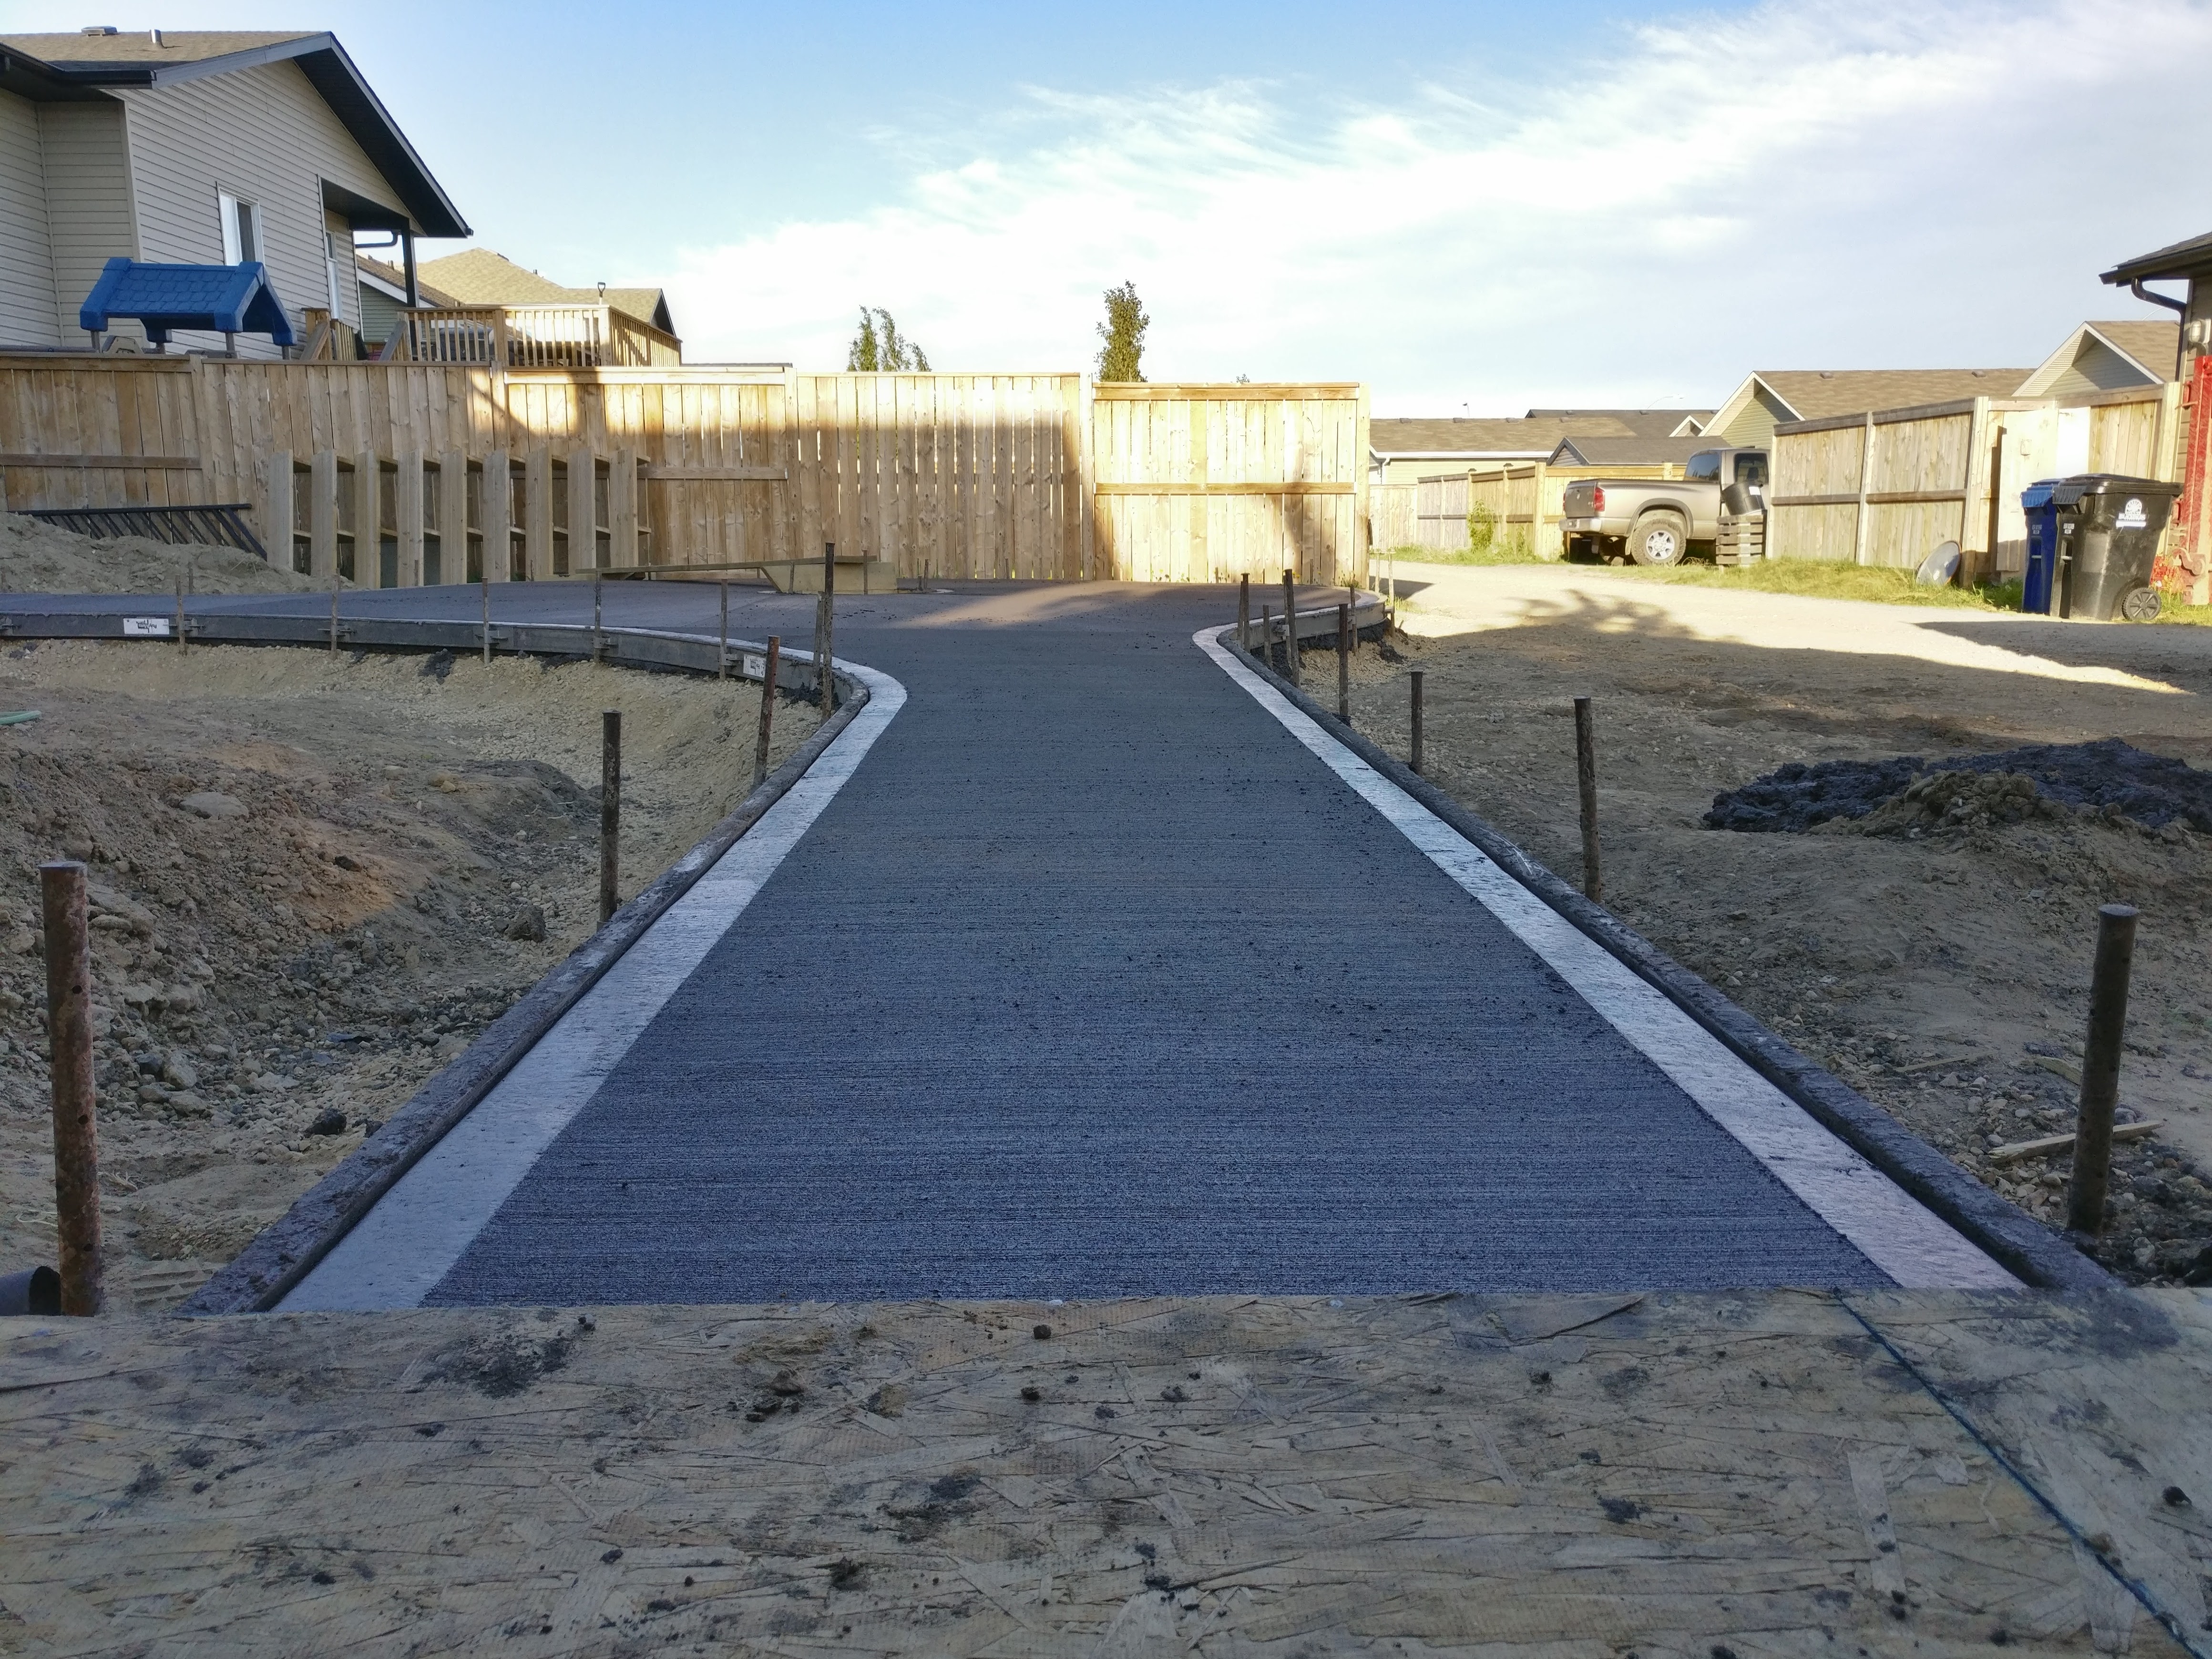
[77,258,296,348]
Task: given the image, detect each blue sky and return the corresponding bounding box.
[6,0,2206,411]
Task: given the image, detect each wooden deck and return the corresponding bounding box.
[2,1290,2205,1654]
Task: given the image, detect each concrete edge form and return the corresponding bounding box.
[1219,615,2114,1293]
[0,615,881,1316]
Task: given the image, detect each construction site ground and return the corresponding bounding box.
[0,639,819,1312]
[1357,562,2212,1288]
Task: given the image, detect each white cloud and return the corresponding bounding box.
[665,0,2212,412]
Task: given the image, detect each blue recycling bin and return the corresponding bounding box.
[2020,480,2065,614]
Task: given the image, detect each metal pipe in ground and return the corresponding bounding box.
[1336,603,1351,723]
[752,635,781,790]
[816,542,837,715]
[1238,573,1250,653]
[328,568,340,659]
[1575,696,1601,901]
[41,860,101,1316]
[2067,903,2139,1236]
[1280,568,1301,687]
[592,572,604,664]
[599,710,621,926]
[718,581,729,680]
[1410,669,1425,774]
[174,576,186,656]
[480,575,491,666]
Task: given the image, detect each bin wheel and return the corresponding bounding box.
[2118,584,2162,623]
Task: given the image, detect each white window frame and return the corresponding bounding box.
[217,191,262,265]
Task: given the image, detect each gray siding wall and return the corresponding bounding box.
[38,101,137,345]
[0,90,60,348]
[116,60,410,357]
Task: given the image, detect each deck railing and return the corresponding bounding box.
[387,305,681,369]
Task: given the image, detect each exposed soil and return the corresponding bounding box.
[0,511,327,595]
[1340,563,2212,1287]
[0,639,819,1310]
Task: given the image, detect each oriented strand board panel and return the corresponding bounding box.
[0,1292,2201,1655]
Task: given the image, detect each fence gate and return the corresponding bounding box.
[1090,383,1368,584]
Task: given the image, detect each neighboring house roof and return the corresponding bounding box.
[1547,436,1712,467]
[1372,410,1711,458]
[0,29,468,237]
[2017,321,2181,396]
[2102,230,2212,286]
[355,255,459,308]
[0,39,113,101]
[415,248,678,338]
[1704,368,2028,436]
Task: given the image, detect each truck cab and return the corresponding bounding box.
[1559,447,1770,566]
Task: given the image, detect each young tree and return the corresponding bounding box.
[847,307,930,372]
[1096,281,1148,382]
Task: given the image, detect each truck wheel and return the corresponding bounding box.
[2119,584,2161,623]
[1627,514,1687,567]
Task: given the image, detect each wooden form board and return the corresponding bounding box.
[0,1290,2202,1654]
[1088,383,1369,584]
[1769,385,2182,577]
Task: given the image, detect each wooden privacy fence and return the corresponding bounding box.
[1768,384,2183,580]
[0,358,1369,586]
[1089,383,1367,583]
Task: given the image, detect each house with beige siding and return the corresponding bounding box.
[0,28,464,356]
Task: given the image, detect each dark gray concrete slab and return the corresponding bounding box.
[182,579,1884,1299]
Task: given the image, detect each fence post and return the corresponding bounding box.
[754,635,781,789]
[1280,567,1301,687]
[41,860,101,1316]
[1410,669,1425,774]
[1574,696,1601,901]
[2067,904,2139,1236]
[1238,573,1250,652]
[816,541,836,714]
[1336,602,1350,722]
[600,710,621,926]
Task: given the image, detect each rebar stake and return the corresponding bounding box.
[753,635,781,790]
[1575,696,1601,901]
[1336,602,1351,723]
[599,710,621,926]
[1410,669,1425,775]
[2067,903,2140,1236]
[1280,568,1300,688]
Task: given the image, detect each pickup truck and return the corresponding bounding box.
[1558,446,1770,566]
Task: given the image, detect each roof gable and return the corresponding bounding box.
[0,29,467,238]
[2017,320,2179,396]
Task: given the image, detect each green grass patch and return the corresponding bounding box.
[1382,541,1545,568]
[1604,558,2010,609]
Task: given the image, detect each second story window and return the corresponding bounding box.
[217,191,261,264]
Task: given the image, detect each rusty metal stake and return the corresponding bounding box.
[1575,696,1601,901]
[718,581,729,680]
[592,571,604,665]
[1336,603,1351,723]
[753,635,781,790]
[1280,568,1301,688]
[1410,669,1425,774]
[1238,573,1250,653]
[174,576,186,656]
[599,710,621,926]
[480,575,491,665]
[41,860,101,1316]
[2067,903,2139,1236]
[816,541,837,715]
[328,567,340,659]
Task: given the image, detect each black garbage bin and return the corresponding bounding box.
[2020,474,2180,621]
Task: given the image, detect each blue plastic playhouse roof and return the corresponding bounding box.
[78,258,296,347]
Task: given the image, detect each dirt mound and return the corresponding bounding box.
[0,511,326,596]
[1706,738,2212,835]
